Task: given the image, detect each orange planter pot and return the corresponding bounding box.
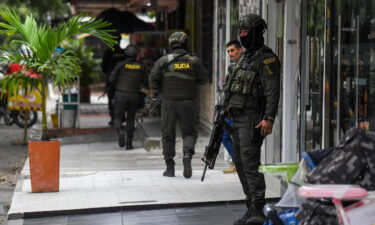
[28,140,60,192]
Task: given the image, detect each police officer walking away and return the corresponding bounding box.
[223,14,281,225]
[150,32,207,179]
[109,44,147,149]
[101,35,126,126]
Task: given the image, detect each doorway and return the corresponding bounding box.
[331,0,375,144]
[303,0,375,150]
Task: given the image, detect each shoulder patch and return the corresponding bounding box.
[113,53,125,57]
[263,57,276,65]
[265,65,274,75]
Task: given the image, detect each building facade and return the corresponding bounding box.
[210,0,375,163]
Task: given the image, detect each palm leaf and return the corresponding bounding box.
[0,8,116,88]
[1,72,41,97]
[0,7,116,140]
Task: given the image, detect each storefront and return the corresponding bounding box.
[301,0,375,151]
[213,0,375,165]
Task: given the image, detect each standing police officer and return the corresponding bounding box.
[101,35,126,125]
[110,44,147,149]
[223,14,281,225]
[150,32,207,179]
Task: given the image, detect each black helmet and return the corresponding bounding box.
[168,31,188,48]
[237,14,267,50]
[237,14,267,30]
[124,44,139,58]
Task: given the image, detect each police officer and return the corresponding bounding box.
[223,14,281,225]
[101,35,126,126]
[150,32,207,179]
[109,44,147,149]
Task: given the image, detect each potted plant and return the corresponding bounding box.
[0,8,115,192]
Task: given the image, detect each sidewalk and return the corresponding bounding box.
[7,112,281,220]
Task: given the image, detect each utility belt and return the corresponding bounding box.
[230,107,261,117]
[229,108,263,124]
[228,107,244,117]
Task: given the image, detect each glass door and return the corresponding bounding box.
[332,0,375,144]
[303,0,375,150]
[304,0,326,150]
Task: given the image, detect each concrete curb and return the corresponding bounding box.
[47,127,116,138]
[7,198,281,220]
[7,200,248,220]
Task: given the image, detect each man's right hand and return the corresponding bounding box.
[255,120,273,136]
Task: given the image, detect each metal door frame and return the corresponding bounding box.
[282,0,300,162]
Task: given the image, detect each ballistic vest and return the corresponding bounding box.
[116,60,144,93]
[224,47,265,111]
[161,53,197,100]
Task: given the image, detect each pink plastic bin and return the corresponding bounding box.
[298,185,374,225]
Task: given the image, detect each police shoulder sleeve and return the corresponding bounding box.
[261,53,281,76]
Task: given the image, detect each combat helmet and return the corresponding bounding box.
[237,14,267,50]
[168,31,188,48]
[237,14,267,30]
[124,44,140,58]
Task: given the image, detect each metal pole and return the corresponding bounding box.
[336,15,341,143]
[355,15,359,127]
[322,0,331,149]
[300,0,308,155]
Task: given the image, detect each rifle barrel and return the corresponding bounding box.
[201,164,208,181]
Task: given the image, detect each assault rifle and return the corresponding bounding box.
[201,93,232,181]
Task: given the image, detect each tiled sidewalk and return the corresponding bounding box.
[8,115,281,220]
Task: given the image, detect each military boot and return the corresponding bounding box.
[246,204,265,225]
[126,133,134,150]
[183,153,192,179]
[117,128,125,148]
[233,208,253,225]
[163,159,175,177]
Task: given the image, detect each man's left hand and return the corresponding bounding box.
[255,120,274,136]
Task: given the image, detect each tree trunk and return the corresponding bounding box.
[41,81,48,141]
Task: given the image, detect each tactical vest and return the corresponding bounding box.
[116,61,144,93]
[161,53,197,100]
[224,50,263,110]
